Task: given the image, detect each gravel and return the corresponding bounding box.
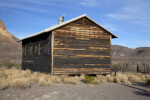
[0,83,150,100]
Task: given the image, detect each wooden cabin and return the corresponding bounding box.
[18,14,118,75]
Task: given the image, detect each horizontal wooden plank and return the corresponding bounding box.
[54,31,110,39]
[53,68,110,75]
[54,68,110,71]
[54,54,110,59]
[54,57,110,64]
[54,64,110,68]
[54,37,110,45]
[23,61,33,62]
[54,72,110,75]
[54,50,110,56]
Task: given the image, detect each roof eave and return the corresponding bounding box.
[18,14,118,41]
[18,14,87,42]
[84,15,118,39]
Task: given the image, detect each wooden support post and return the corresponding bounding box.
[83,18,85,25]
[110,35,112,74]
[51,31,54,75]
[110,35,112,46]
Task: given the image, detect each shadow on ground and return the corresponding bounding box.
[119,82,150,97]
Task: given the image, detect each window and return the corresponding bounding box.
[29,44,32,56]
[40,42,44,54]
[23,45,26,56]
[26,45,29,56]
[35,43,40,56]
[44,41,49,54]
[23,42,50,57]
[39,41,50,55]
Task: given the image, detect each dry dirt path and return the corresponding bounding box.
[0,83,150,100]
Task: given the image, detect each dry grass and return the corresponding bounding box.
[0,69,57,89]
[145,74,150,79]
[126,73,141,82]
[0,68,150,90]
[96,72,149,85]
[115,72,131,85]
[63,76,79,84]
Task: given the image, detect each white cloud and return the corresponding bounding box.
[107,0,150,27]
[80,0,99,7]
[101,23,118,32]
[0,0,73,13]
[0,1,49,13]
[5,0,73,9]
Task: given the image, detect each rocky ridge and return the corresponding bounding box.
[0,19,21,58]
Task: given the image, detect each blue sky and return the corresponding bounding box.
[0,0,150,48]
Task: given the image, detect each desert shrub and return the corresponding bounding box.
[145,74,150,79]
[91,78,100,84]
[105,75,114,83]
[113,77,120,83]
[9,77,30,89]
[38,76,52,86]
[22,69,32,77]
[80,75,85,79]
[85,75,95,84]
[1,68,150,90]
[0,69,53,89]
[3,62,15,69]
[0,60,21,69]
[112,72,131,85]
[0,78,8,90]
[97,75,107,83]
[0,63,2,68]
[63,76,79,84]
[127,73,141,82]
[116,72,128,83]
[145,79,150,87]
[112,63,120,71]
[15,63,22,70]
[51,76,61,83]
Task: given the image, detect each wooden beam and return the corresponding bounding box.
[83,17,85,25]
[110,35,112,71]
[51,31,54,75]
[110,35,112,46]
[53,68,111,75]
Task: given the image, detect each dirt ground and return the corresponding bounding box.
[0,83,150,100]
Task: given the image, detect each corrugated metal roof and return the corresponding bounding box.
[18,14,118,41]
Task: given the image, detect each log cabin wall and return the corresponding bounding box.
[53,17,111,75]
[22,32,52,73]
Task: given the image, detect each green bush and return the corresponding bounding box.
[145,79,150,87]
[85,75,95,84]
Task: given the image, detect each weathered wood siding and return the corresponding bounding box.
[22,32,52,73]
[53,17,111,75]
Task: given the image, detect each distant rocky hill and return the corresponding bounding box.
[111,45,150,61]
[0,20,21,60]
